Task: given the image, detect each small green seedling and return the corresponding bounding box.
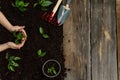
[37,49,46,57]
[5,53,21,72]
[47,65,57,75]
[12,0,29,12]
[13,31,25,44]
[39,27,49,38]
[34,0,52,11]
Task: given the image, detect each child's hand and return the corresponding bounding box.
[11,25,27,46]
[9,25,27,37]
[10,25,25,32]
[6,42,25,49]
[7,26,27,49]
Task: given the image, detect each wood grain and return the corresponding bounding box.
[91,0,117,80]
[63,0,91,80]
[63,0,118,80]
[117,0,120,80]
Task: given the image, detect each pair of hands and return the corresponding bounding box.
[6,25,27,49]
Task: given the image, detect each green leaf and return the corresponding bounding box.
[19,7,26,12]
[5,52,9,59]
[14,63,19,67]
[39,0,44,4]
[10,61,19,67]
[40,52,46,57]
[37,49,42,55]
[9,56,16,61]
[7,56,21,72]
[42,34,49,38]
[13,31,24,44]
[53,69,57,75]
[8,65,15,72]
[24,2,29,7]
[33,3,38,7]
[14,57,21,61]
[37,49,46,57]
[15,39,19,44]
[47,68,52,73]
[39,27,44,34]
[17,33,23,39]
[47,66,57,75]
[15,0,20,6]
[18,1,24,6]
[13,0,29,12]
[13,31,17,37]
[41,1,52,7]
[12,3,15,7]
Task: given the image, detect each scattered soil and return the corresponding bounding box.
[0,0,66,80]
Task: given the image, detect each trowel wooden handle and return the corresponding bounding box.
[53,0,62,13]
[52,0,62,17]
[65,0,71,8]
[49,0,62,22]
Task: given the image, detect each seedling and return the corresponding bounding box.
[39,27,49,38]
[5,53,21,72]
[34,0,52,11]
[13,31,25,44]
[42,59,61,78]
[47,65,57,75]
[37,49,46,57]
[12,0,29,12]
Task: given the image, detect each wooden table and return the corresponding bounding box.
[63,0,118,80]
[117,0,120,80]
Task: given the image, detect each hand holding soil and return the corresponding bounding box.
[12,26,27,47]
[0,27,27,50]
[0,11,27,52]
[6,41,23,49]
[12,25,27,43]
[0,28,27,52]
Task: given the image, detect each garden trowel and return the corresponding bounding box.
[57,0,71,25]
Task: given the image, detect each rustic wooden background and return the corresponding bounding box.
[63,0,118,80]
[117,0,120,80]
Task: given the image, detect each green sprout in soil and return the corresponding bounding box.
[5,53,21,72]
[12,0,29,12]
[37,49,46,57]
[39,27,49,38]
[13,31,25,44]
[34,0,52,11]
[47,65,57,75]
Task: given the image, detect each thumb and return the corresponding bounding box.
[20,26,25,29]
[17,26,25,31]
[22,26,25,28]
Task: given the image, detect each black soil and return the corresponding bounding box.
[0,0,66,80]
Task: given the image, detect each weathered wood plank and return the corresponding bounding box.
[63,0,117,80]
[117,0,120,80]
[63,0,91,80]
[91,0,117,80]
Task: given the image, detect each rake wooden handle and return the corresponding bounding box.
[49,0,62,21]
